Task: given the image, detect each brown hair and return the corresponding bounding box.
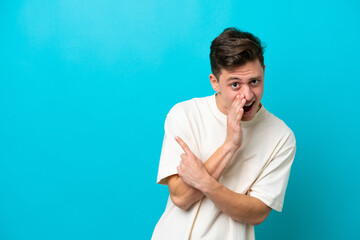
[210,27,265,80]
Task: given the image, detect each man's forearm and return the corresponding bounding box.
[169,142,238,210]
[199,177,271,225]
[205,142,238,180]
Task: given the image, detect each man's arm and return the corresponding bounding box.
[168,94,246,210]
[200,174,271,225]
[168,141,238,210]
[176,137,271,225]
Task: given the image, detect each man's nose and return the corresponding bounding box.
[239,85,254,101]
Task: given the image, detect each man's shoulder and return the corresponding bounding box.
[168,95,213,118]
[262,109,296,144]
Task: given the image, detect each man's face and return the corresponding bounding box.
[210,59,265,121]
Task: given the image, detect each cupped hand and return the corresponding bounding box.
[225,94,246,150]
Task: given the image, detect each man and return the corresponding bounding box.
[152,28,296,240]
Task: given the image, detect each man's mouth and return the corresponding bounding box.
[244,101,255,113]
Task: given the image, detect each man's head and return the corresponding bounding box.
[210,27,265,80]
[209,28,266,121]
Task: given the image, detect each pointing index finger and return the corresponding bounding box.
[175,136,191,155]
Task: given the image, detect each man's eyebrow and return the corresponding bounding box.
[249,76,263,80]
[227,77,242,81]
[227,76,262,81]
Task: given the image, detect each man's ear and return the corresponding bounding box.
[209,74,220,92]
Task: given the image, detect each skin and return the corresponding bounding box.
[210,59,265,123]
[167,59,271,225]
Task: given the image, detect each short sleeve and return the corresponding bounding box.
[249,131,296,212]
[156,104,200,185]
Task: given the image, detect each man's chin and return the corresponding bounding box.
[241,115,254,121]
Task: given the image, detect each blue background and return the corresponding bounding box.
[1,1,359,239]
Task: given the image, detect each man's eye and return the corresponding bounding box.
[251,80,259,85]
[232,83,239,88]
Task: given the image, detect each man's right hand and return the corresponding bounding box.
[225,94,246,150]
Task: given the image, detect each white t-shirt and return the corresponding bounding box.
[152,94,296,240]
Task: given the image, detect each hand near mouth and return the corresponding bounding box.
[224,94,246,150]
